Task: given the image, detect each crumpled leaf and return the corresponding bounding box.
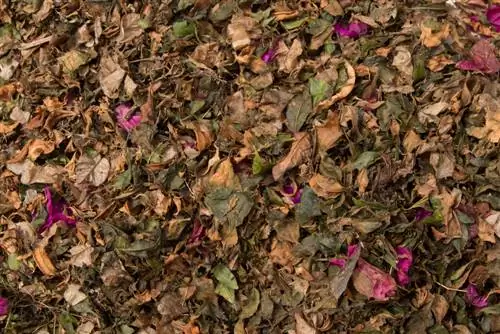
[420,22,449,48]
[316,61,356,112]
[6,160,65,184]
[316,111,343,151]
[33,245,56,276]
[466,94,500,143]
[117,13,144,44]
[309,78,332,106]
[308,174,344,198]
[295,187,322,224]
[286,90,313,133]
[272,132,312,181]
[59,50,92,73]
[64,284,87,306]
[98,56,126,99]
[75,153,110,186]
[295,312,318,334]
[204,188,253,227]
[240,288,260,320]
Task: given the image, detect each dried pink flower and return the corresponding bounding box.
[38,187,77,233]
[0,297,8,316]
[334,21,369,39]
[261,48,277,64]
[465,284,488,309]
[456,39,500,74]
[329,244,360,268]
[396,246,413,286]
[353,259,397,301]
[486,5,500,32]
[116,102,142,132]
[188,219,205,245]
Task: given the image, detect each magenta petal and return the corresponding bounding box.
[347,244,360,257]
[415,208,433,221]
[38,188,77,233]
[465,284,489,309]
[261,48,277,64]
[116,102,142,132]
[486,5,500,32]
[456,60,481,71]
[329,258,347,268]
[334,21,369,39]
[0,297,8,316]
[396,246,413,286]
[291,188,303,204]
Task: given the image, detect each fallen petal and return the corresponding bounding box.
[334,21,369,39]
[486,5,500,32]
[115,102,142,131]
[0,297,8,316]
[353,259,397,301]
[396,246,413,286]
[465,284,489,309]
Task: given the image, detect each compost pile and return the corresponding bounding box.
[0,0,499,333]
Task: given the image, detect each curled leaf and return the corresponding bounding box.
[33,245,56,276]
[316,61,356,112]
[272,132,312,181]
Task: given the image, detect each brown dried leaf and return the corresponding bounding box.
[27,139,55,160]
[427,55,454,72]
[316,61,356,112]
[116,13,143,44]
[420,23,450,48]
[466,94,500,143]
[309,174,344,198]
[75,153,110,186]
[295,312,318,334]
[185,120,214,151]
[0,121,19,134]
[6,160,65,184]
[316,111,343,151]
[431,294,449,324]
[207,159,240,189]
[272,132,312,181]
[33,245,56,276]
[98,56,126,99]
[68,244,94,267]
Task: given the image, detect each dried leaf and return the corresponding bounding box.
[316,61,356,112]
[420,22,450,48]
[272,132,312,181]
[6,160,65,184]
[295,312,318,334]
[286,90,313,133]
[75,153,110,186]
[316,111,343,151]
[63,284,87,306]
[98,56,126,99]
[33,245,56,276]
[309,174,344,198]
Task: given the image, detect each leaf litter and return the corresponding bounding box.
[0,0,499,333]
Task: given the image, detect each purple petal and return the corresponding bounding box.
[456,60,482,72]
[465,284,489,309]
[334,21,369,39]
[261,48,277,64]
[0,297,8,316]
[486,5,500,32]
[396,246,413,286]
[116,102,142,132]
[415,208,433,222]
[38,188,77,233]
[291,188,303,204]
[329,258,347,268]
[347,244,360,257]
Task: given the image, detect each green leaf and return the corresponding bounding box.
[252,151,267,175]
[286,90,313,132]
[213,264,239,289]
[240,288,260,319]
[215,282,236,304]
[213,264,239,304]
[7,253,20,270]
[281,17,308,30]
[173,20,196,39]
[309,78,332,106]
[205,189,253,226]
[208,0,237,22]
[352,151,379,170]
[295,187,322,224]
[113,169,132,190]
